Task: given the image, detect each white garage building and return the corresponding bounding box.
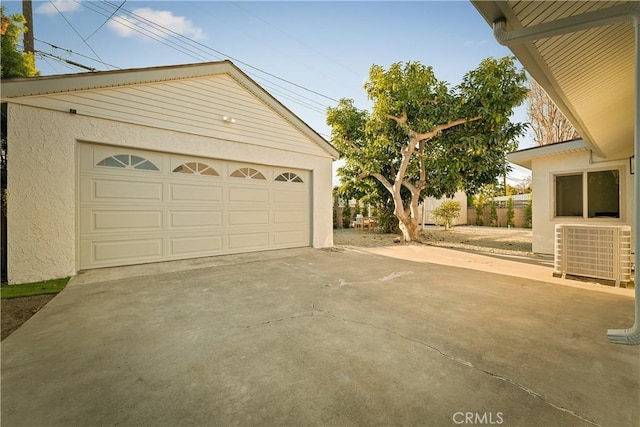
[2,61,339,284]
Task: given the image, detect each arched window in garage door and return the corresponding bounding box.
[96,154,159,171]
[172,162,219,176]
[274,172,303,183]
[230,167,265,180]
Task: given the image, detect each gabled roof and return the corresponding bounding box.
[1,60,339,159]
[471,1,636,160]
[507,138,588,169]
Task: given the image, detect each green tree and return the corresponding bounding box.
[506,196,515,228]
[489,201,498,227]
[327,57,527,241]
[1,7,38,78]
[432,200,461,230]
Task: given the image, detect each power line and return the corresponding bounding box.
[35,38,121,69]
[82,0,127,43]
[75,0,335,115]
[98,0,339,103]
[47,0,106,67]
[35,50,96,71]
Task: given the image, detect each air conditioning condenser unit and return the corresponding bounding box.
[554,224,632,287]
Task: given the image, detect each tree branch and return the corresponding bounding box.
[413,116,482,142]
[372,173,394,195]
[385,111,408,125]
[356,171,370,180]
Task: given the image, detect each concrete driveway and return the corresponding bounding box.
[2,246,638,426]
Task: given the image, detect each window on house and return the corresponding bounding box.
[554,170,620,218]
[555,174,583,217]
[588,170,619,218]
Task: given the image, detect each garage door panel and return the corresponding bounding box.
[169,210,222,228]
[228,232,270,250]
[82,238,163,267]
[170,184,222,202]
[93,179,163,201]
[227,187,269,203]
[170,235,223,255]
[273,189,306,204]
[90,210,162,232]
[274,210,306,224]
[273,230,308,246]
[227,210,269,226]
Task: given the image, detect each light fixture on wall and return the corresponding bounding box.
[221,116,236,123]
[631,155,635,175]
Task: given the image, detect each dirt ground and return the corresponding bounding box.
[1,226,532,341]
[2,294,56,340]
[334,225,533,254]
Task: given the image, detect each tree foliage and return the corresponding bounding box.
[527,75,578,145]
[1,7,38,79]
[327,57,527,241]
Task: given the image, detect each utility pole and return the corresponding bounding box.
[22,0,34,54]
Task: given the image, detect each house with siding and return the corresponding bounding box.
[1,60,339,284]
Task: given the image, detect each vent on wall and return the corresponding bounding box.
[554,224,632,287]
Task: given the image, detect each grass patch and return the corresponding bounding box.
[1,277,70,299]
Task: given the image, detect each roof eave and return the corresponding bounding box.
[471,1,608,158]
[507,138,589,170]
[1,61,339,160]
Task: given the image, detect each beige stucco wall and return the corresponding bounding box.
[530,150,635,254]
[7,104,334,284]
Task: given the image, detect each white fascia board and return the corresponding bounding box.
[507,139,588,169]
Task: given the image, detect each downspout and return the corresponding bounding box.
[607,15,640,345]
[492,5,640,345]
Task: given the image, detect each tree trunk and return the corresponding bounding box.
[398,216,420,241]
[393,191,421,242]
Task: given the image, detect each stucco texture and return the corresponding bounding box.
[7,104,334,284]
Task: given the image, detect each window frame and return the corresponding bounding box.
[552,166,623,221]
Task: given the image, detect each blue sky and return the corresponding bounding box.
[3,0,532,183]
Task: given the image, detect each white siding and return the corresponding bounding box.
[9,74,328,158]
[531,150,634,254]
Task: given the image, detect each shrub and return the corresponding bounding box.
[432,200,461,230]
[506,196,515,228]
[489,201,498,226]
[525,198,533,228]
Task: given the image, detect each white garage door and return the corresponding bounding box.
[79,144,310,269]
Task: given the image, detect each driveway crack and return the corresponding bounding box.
[332,316,602,427]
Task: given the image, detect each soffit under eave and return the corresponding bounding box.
[471,1,634,159]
